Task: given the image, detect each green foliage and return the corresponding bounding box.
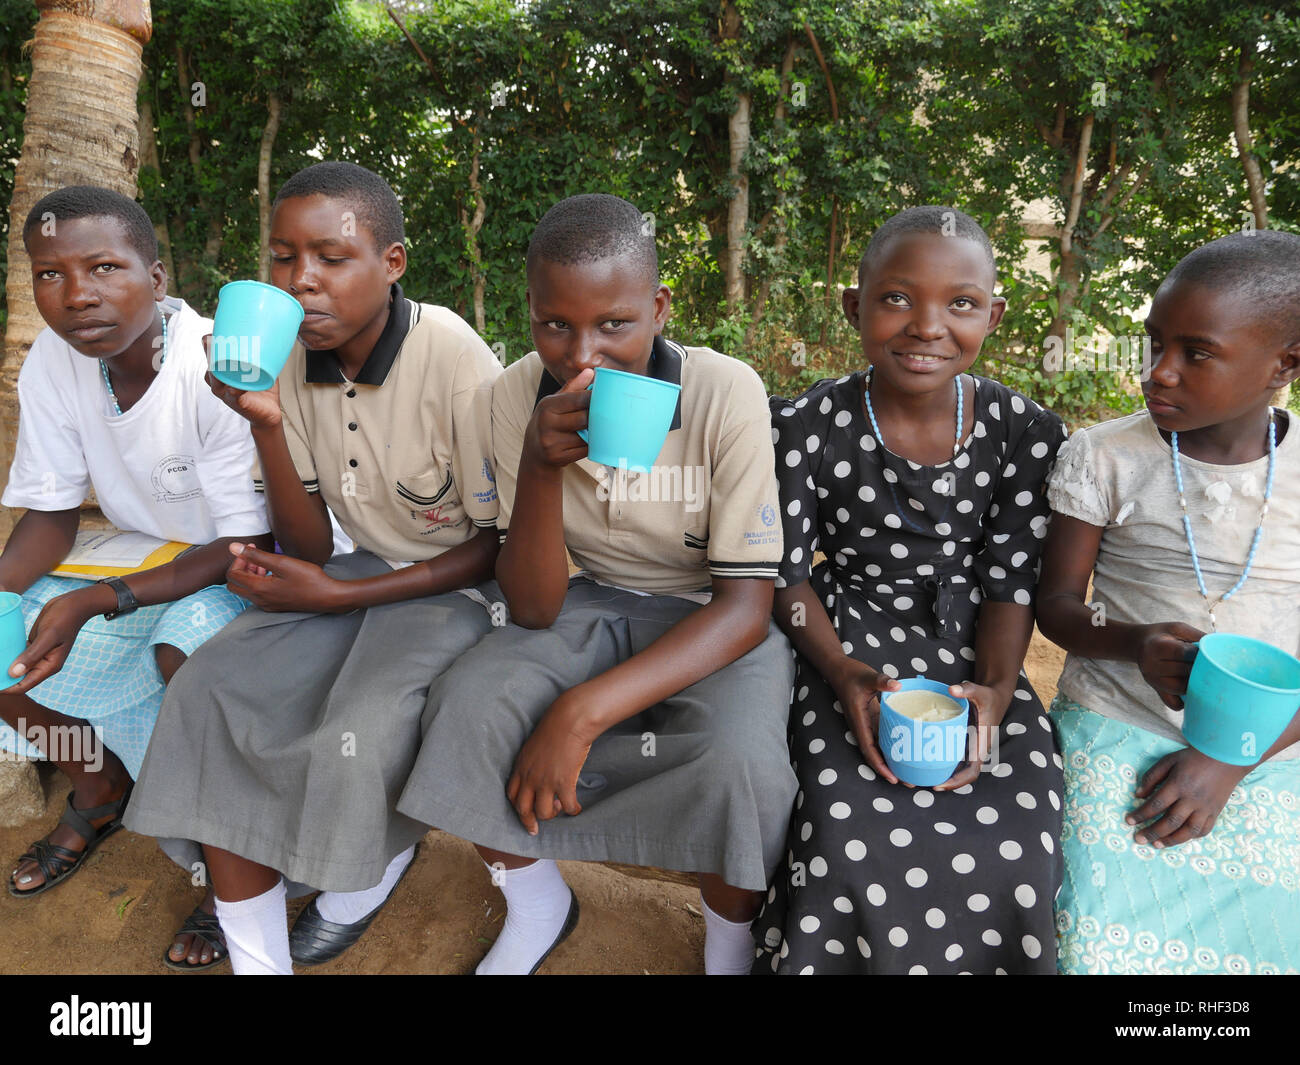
[2,0,1296,423]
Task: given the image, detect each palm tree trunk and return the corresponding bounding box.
[1,1,152,540]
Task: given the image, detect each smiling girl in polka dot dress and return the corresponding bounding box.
[754,207,1067,974]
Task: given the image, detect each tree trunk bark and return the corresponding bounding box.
[137,92,178,288]
[258,92,283,283]
[743,36,797,349]
[805,23,839,345]
[469,127,486,335]
[1044,113,1093,373]
[1231,46,1268,230]
[457,119,487,334]
[1045,245,1082,363]
[722,2,749,317]
[2,1,152,540]
[725,93,751,315]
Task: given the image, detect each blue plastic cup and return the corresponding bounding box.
[576,366,681,473]
[209,281,305,391]
[0,592,27,687]
[1182,633,1300,766]
[879,677,971,787]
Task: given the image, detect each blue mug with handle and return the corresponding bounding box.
[1182,633,1300,766]
[576,366,681,473]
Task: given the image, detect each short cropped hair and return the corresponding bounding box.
[859,205,995,282]
[1161,230,1300,342]
[23,185,158,266]
[526,194,658,286]
[273,162,405,251]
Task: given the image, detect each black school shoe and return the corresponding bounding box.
[288,844,419,966]
[529,891,580,975]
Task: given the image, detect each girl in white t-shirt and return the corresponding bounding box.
[1037,231,1300,974]
[0,187,271,970]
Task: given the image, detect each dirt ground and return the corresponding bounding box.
[0,632,1065,976]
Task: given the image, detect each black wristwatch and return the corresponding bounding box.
[96,576,140,620]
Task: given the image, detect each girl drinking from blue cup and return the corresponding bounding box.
[755,206,1067,974]
[1038,231,1300,974]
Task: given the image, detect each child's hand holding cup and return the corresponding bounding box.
[878,677,971,788]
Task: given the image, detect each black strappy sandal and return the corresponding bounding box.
[7,784,132,898]
[163,904,228,972]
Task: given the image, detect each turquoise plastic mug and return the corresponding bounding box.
[209,281,305,391]
[0,592,27,687]
[878,677,971,787]
[577,367,681,473]
[1182,633,1300,766]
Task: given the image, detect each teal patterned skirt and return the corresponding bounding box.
[0,575,247,779]
[1050,696,1299,975]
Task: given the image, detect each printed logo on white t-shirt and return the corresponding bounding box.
[151,454,202,503]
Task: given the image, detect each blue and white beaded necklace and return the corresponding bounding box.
[1170,408,1276,632]
[863,366,964,457]
[101,309,167,416]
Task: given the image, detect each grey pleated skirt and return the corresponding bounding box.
[396,578,798,892]
[124,550,495,893]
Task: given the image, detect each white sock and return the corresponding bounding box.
[214,881,292,976]
[476,858,573,975]
[316,845,416,924]
[702,894,756,975]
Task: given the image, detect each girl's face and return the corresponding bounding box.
[526,256,671,385]
[268,193,406,359]
[27,216,165,361]
[843,232,1004,394]
[1143,279,1300,433]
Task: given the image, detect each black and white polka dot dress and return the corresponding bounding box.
[754,373,1068,974]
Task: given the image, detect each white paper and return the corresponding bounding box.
[60,530,170,568]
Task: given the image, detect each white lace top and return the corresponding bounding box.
[1047,410,1300,760]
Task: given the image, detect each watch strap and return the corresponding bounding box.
[96,576,140,620]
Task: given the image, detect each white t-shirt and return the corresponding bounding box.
[3,296,268,543]
[1048,410,1299,761]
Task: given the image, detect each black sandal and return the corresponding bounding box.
[7,784,132,898]
[163,904,228,972]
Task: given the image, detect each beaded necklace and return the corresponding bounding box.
[101,310,167,416]
[863,367,964,536]
[1170,408,1276,632]
[863,366,964,458]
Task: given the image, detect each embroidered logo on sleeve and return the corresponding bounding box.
[151,455,202,503]
[743,503,780,547]
[474,458,498,506]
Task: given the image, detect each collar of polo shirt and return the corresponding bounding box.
[533,334,685,431]
[304,282,411,386]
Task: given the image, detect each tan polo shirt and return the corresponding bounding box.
[254,285,501,566]
[492,337,782,595]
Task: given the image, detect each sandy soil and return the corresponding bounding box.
[0,632,1065,976]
